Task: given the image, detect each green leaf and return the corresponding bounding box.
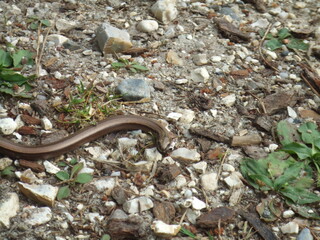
[12,50,34,67]
[40,19,51,27]
[57,161,68,167]
[57,186,71,200]
[0,49,13,67]
[70,158,78,165]
[298,122,320,145]
[286,38,309,51]
[277,120,301,145]
[30,22,39,30]
[281,186,320,204]
[131,64,148,71]
[56,171,70,181]
[180,227,196,238]
[265,38,283,51]
[281,142,312,160]
[290,204,320,220]
[75,173,93,184]
[70,162,84,179]
[100,234,111,240]
[111,62,126,68]
[273,162,303,190]
[277,28,291,40]
[1,166,15,177]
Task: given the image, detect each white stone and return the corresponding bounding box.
[221,94,236,107]
[179,109,195,124]
[224,172,243,188]
[91,178,115,194]
[144,148,162,162]
[268,144,278,152]
[41,117,52,130]
[151,0,178,24]
[123,196,154,214]
[210,56,222,62]
[137,20,159,33]
[0,118,17,135]
[171,148,200,162]
[43,161,60,174]
[167,112,182,121]
[193,54,208,66]
[281,221,299,234]
[283,210,295,218]
[86,212,104,223]
[151,220,181,237]
[47,34,69,46]
[118,137,138,151]
[0,193,19,228]
[287,106,297,119]
[190,67,210,83]
[264,49,277,59]
[175,78,188,84]
[222,163,235,172]
[23,207,52,226]
[251,19,269,29]
[0,157,13,170]
[85,146,111,161]
[192,161,207,174]
[175,174,187,188]
[294,2,306,9]
[190,197,206,210]
[201,172,218,191]
[56,19,77,32]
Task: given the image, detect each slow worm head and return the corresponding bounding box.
[0,115,171,160]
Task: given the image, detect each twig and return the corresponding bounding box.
[179,209,188,225]
[247,91,267,114]
[216,149,229,181]
[259,23,278,72]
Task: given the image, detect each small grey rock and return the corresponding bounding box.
[116,79,151,101]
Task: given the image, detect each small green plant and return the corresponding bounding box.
[180,227,197,239]
[0,46,35,97]
[111,58,149,73]
[26,16,51,30]
[58,81,120,125]
[1,166,15,177]
[260,27,309,51]
[55,161,93,200]
[241,121,320,205]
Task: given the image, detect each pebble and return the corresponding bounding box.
[137,20,159,33]
[151,0,178,24]
[86,213,104,223]
[268,144,279,151]
[166,50,183,66]
[144,147,162,162]
[282,210,295,218]
[287,106,297,119]
[297,228,313,240]
[179,109,195,124]
[42,161,60,175]
[0,193,19,228]
[251,19,270,28]
[190,67,210,83]
[175,78,188,84]
[264,49,278,59]
[224,172,243,188]
[280,221,299,234]
[192,161,207,174]
[123,196,154,214]
[201,172,218,191]
[190,196,206,210]
[221,94,236,107]
[151,220,181,238]
[170,148,200,162]
[0,118,17,135]
[222,163,235,172]
[211,56,222,62]
[167,112,182,121]
[41,117,53,130]
[47,34,69,46]
[175,175,187,188]
[116,79,151,101]
[95,22,132,54]
[0,157,13,170]
[193,54,208,66]
[294,2,306,9]
[91,178,116,194]
[18,182,59,207]
[23,207,52,226]
[56,19,78,32]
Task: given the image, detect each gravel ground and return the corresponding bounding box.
[0,0,320,239]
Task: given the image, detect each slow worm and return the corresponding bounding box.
[0,115,170,160]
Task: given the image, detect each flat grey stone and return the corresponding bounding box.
[116,79,151,101]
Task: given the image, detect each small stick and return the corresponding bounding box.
[259,23,278,72]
